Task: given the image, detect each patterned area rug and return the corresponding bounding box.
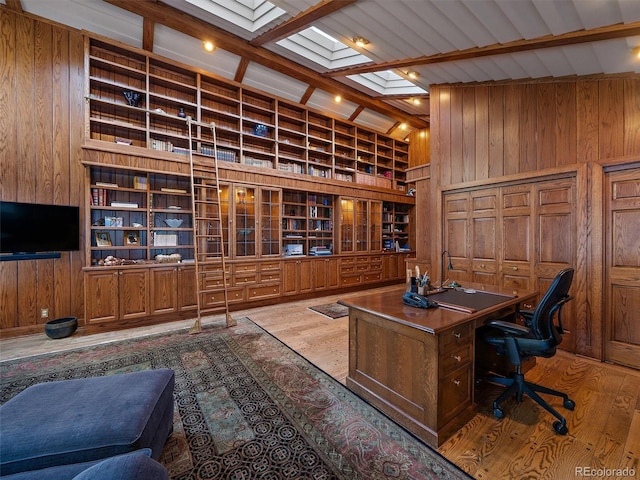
[308,302,350,319]
[0,318,471,480]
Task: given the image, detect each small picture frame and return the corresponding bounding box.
[95,231,112,247]
[104,216,123,227]
[154,232,177,247]
[125,230,139,245]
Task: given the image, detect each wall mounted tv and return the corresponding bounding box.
[1,201,80,259]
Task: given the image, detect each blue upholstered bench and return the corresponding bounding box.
[0,369,174,478]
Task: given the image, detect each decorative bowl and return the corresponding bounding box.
[45,317,78,339]
[164,218,183,228]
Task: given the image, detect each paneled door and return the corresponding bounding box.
[605,167,640,369]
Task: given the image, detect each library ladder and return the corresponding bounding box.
[185,117,235,332]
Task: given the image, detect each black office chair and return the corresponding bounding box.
[481,268,575,434]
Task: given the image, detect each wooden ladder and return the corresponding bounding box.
[185,117,235,333]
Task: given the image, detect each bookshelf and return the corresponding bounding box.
[282,191,334,256]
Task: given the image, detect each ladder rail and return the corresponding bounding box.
[186,117,235,332]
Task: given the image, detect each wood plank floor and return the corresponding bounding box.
[1,285,639,479]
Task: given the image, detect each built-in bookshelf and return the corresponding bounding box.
[282,191,334,256]
[88,166,193,265]
[383,202,411,251]
[86,38,410,192]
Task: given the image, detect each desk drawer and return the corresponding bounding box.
[341,274,362,286]
[440,323,473,354]
[260,261,281,271]
[248,284,280,300]
[439,365,472,424]
[439,343,472,375]
[260,272,281,282]
[363,272,382,283]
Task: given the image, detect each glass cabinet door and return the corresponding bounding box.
[233,185,256,257]
[369,201,382,252]
[340,198,354,253]
[356,200,368,252]
[261,188,281,256]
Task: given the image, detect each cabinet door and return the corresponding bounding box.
[369,201,382,252]
[356,200,369,252]
[312,257,340,291]
[233,185,257,257]
[501,185,533,291]
[118,269,150,320]
[470,189,498,285]
[443,192,470,284]
[605,167,640,369]
[340,198,355,253]
[260,188,281,256]
[85,270,119,324]
[283,259,312,295]
[151,267,178,315]
[178,265,197,311]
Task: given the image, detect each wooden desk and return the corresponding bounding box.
[339,285,537,447]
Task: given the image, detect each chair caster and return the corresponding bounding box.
[553,421,568,435]
[493,407,504,419]
[564,399,575,410]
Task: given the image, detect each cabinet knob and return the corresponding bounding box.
[451,355,461,362]
[480,263,485,268]
[452,379,461,386]
[512,266,518,271]
[452,331,461,339]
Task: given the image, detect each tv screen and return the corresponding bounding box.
[1,201,80,254]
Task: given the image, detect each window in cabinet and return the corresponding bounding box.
[261,189,281,256]
[234,186,257,257]
[339,198,355,253]
[339,198,382,254]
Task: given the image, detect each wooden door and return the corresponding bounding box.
[177,265,197,311]
[150,266,178,315]
[534,178,576,350]
[605,168,640,369]
[443,192,470,285]
[118,268,150,320]
[84,270,118,324]
[470,188,498,285]
[501,184,533,292]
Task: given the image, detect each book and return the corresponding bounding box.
[110,202,139,208]
[161,188,187,194]
[96,182,118,188]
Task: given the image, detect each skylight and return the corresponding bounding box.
[185,0,285,32]
[348,71,429,96]
[277,27,371,70]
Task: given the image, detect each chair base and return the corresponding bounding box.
[484,371,575,435]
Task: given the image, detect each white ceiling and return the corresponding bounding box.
[6,0,640,137]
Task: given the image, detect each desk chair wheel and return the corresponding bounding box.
[493,407,504,419]
[553,420,568,435]
[564,398,575,410]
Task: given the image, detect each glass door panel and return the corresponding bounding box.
[340,198,354,253]
[261,188,281,256]
[356,200,368,252]
[234,185,256,257]
[369,200,382,252]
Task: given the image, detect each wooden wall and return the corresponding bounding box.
[0,9,86,335]
[424,77,640,360]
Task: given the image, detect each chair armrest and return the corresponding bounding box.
[485,319,530,336]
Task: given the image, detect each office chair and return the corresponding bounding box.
[481,268,575,434]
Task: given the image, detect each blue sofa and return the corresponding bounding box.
[0,369,175,479]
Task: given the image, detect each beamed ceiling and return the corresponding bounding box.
[3,0,640,139]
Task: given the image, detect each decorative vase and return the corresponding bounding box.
[123,90,143,107]
[178,107,186,118]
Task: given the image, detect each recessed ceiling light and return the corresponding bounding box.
[406,71,419,79]
[633,47,640,59]
[334,95,342,103]
[202,41,215,53]
[353,36,369,48]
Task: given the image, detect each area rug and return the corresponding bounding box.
[0,318,471,480]
[308,302,350,319]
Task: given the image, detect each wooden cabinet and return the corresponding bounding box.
[86,38,409,192]
[150,265,196,315]
[283,258,313,295]
[382,202,411,251]
[442,175,577,349]
[338,198,382,254]
[312,257,340,291]
[85,267,149,324]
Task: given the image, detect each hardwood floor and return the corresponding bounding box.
[2,285,639,479]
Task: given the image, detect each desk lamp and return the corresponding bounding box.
[440,250,453,288]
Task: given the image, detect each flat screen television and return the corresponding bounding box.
[1,201,80,254]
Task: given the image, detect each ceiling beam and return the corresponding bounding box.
[142,17,154,52]
[251,0,357,47]
[5,0,23,13]
[325,21,640,76]
[103,0,427,129]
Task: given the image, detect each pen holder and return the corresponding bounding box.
[417,285,426,296]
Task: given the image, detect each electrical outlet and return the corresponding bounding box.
[41,308,49,319]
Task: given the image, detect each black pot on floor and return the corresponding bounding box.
[45,317,78,339]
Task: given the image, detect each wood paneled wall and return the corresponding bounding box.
[423,77,640,359]
[0,9,86,335]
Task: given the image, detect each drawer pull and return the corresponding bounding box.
[452,379,461,386]
[451,355,461,362]
[452,332,461,339]
[480,263,485,268]
[512,266,518,271]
